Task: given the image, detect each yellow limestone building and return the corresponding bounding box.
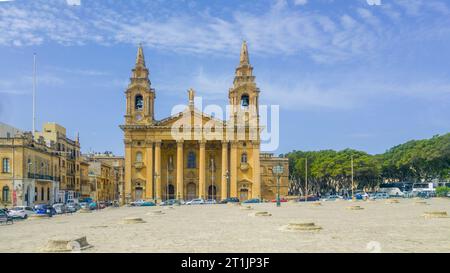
[120,42,288,203]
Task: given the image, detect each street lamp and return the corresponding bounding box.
[153,172,160,203]
[224,170,230,199]
[272,164,284,207]
[351,155,355,201]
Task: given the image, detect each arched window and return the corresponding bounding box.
[135,152,143,162]
[240,94,249,108]
[47,188,50,201]
[135,95,144,110]
[41,187,44,201]
[241,153,248,163]
[187,151,196,169]
[2,186,9,202]
[2,158,10,173]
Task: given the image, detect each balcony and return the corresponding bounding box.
[27,173,56,181]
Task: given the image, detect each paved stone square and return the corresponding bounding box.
[1,198,449,253]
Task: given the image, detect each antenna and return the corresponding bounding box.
[32,53,36,135]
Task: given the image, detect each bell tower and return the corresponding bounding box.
[228,41,260,127]
[124,44,155,125]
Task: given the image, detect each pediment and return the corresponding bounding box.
[155,107,225,128]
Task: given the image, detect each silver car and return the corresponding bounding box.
[186,198,205,205]
[52,203,67,214]
[8,206,35,219]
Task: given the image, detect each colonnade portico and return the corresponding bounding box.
[138,139,235,202]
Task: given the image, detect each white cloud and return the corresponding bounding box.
[293,0,308,6]
[0,1,413,60]
[0,0,449,65]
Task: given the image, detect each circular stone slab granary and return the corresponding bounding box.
[422,211,448,218]
[240,206,253,211]
[42,236,92,252]
[146,210,165,216]
[250,211,272,217]
[281,222,322,232]
[347,205,364,210]
[386,199,400,204]
[121,217,146,224]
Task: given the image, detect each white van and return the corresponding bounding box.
[412,183,434,193]
[378,183,405,197]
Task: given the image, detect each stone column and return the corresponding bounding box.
[230,141,238,198]
[199,140,206,199]
[145,141,153,200]
[252,141,261,200]
[176,140,184,200]
[155,141,162,201]
[221,141,228,200]
[124,140,132,204]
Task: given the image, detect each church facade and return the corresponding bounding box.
[120,42,288,204]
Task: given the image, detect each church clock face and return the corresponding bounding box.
[135,114,143,121]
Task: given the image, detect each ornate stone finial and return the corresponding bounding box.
[136,43,145,66]
[188,88,195,107]
[239,40,249,65]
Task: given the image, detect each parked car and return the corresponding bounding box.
[369,192,389,200]
[7,206,35,219]
[204,199,217,204]
[219,197,240,204]
[322,195,343,201]
[130,200,145,206]
[186,198,205,205]
[243,198,261,204]
[79,202,89,210]
[141,201,156,207]
[271,197,288,203]
[160,199,182,206]
[88,202,98,210]
[354,191,369,200]
[66,203,80,213]
[0,209,14,224]
[52,203,67,214]
[34,204,56,217]
[298,195,320,202]
[417,191,433,199]
[98,202,107,209]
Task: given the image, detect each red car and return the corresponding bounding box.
[271,197,288,203]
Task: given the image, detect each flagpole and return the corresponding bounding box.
[32,53,36,135]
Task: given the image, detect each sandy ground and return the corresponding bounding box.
[1,198,449,253]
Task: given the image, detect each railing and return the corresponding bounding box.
[27,173,57,181]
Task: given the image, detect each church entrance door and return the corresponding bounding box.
[186,182,196,201]
[239,189,249,201]
[135,187,143,201]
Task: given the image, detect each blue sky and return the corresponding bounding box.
[0,0,449,156]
